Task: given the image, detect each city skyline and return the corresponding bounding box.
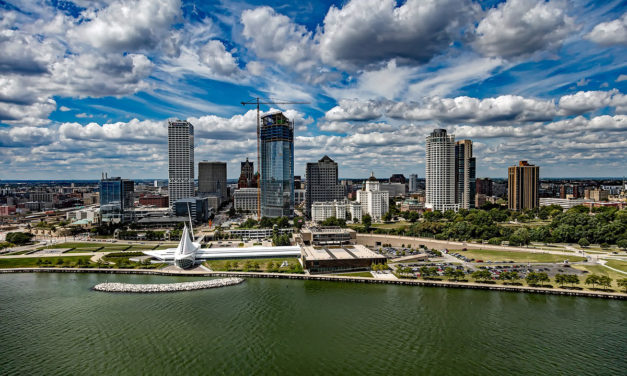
[0,0,626,179]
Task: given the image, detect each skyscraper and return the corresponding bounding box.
[508,161,539,211]
[168,120,194,208]
[305,155,344,217]
[425,129,458,212]
[198,161,227,203]
[409,174,418,192]
[260,111,294,218]
[455,140,476,209]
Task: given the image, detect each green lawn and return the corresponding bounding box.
[372,221,411,230]
[7,250,33,255]
[336,271,373,278]
[571,265,624,288]
[0,256,93,268]
[204,257,303,273]
[451,249,586,263]
[605,260,627,273]
[154,244,178,250]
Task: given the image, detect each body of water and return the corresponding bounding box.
[1,273,625,375]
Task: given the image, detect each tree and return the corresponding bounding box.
[509,271,520,284]
[526,272,539,286]
[419,266,432,278]
[224,261,232,270]
[578,237,590,248]
[228,206,236,218]
[585,274,600,289]
[617,278,627,293]
[617,239,627,251]
[362,214,372,232]
[567,274,580,287]
[444,267,455,280]
[555,274,565,287]
[599,275,612,290]
[5,232,34,245]
[472,270,491,282]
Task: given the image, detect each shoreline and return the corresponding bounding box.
[1,267,625,300]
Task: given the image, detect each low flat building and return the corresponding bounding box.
[300,226,356,246]
[228,227,293,240]
[301,244,386,274]
[540,198,592,209]
[234,188,259,214]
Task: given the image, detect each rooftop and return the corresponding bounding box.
[301,244,385,261]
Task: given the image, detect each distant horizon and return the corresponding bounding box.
[2,176,626,183]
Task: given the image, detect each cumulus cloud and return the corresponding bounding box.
[585,13,627,46]
[558,90,626,115]
[325,91,626,124]
[70,0,182,53]
[241,6,316,73]
[198,40,240,76]
[473,0,576,58]
[318,0,479,69]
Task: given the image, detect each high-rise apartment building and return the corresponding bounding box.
[357,173,389,221]
[260,112,294,218]
[508,161,539,211]
[409,174,418,192]
[305,155,344,217]
[425,129,458,212]
[475,178,493,196]
[168,120,194,208]
[455,140,476,209]
[198,161,227,203]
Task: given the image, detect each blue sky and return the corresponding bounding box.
[0,0,625,180]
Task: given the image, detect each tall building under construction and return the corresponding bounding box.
[260,111,294,218]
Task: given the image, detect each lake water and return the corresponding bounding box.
[1,273,625,375]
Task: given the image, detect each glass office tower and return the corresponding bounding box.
[260,112,294,218]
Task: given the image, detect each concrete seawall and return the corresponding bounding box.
[1,268,625,300]
[93,278,244,293]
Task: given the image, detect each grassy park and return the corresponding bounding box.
[0,256,94,268]
[452,249,586,263]
[204,258,303,273]
[604,260,627,273]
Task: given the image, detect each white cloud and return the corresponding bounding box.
[473,0,576,58]
[241,7,316,73]
[318,0,479,69]
[558,90,626,115]
[59,106,71,112]
[585,13,627,46]
[198,40,240,76]
[70,0,182,53]
[617,74,627,82]
[324,90,626,124]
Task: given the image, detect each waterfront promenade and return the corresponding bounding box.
[1,267,625,300]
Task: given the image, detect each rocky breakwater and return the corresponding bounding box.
[93,278,244,293]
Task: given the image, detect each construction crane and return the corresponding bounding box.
[240,97,309,221]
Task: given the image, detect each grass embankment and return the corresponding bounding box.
[204,258,303,273]
[571,265,624,288]
[0,256,93,268]
[603,260,627,273]
[452,249,586,263]
[336,271,373,278]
